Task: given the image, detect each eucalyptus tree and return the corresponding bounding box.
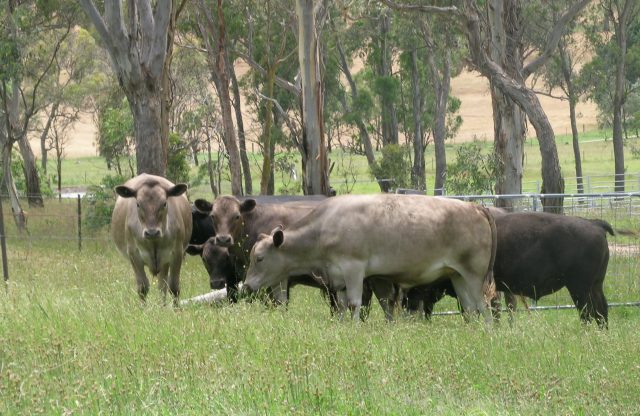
[0,0,78,231]
[582,0,640,192]
[194,0,244,195]
[79,0,187,176]
[537,1,593,194]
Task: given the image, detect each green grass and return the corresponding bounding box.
[1,201,640,414]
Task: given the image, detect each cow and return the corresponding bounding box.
[242,194,497,322]
[190,196,397,319]
[111,174,192,304]
[406,210,614,328]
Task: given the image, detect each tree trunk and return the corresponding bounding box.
[464,2,564,213]
[16,135,43,207]
[79,0,174,176]
[260,69,276,195]
[560,43,583,194]
[409,48,425,191]
[128,92,165,176]
[611,0,632,193]
[296,0,329,195]
[228,54,252,195]
[378,9,399,146]
[39,102,59,175]
[488,0,525,210]
[2,144,27,232]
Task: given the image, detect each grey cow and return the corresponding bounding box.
[243,194,497,322]
[111,174,192,304]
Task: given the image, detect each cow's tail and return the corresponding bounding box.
[589,219,616,236]
[479,205,497,305]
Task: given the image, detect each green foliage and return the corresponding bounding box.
[82,174,125,231]
[166,133,190,185]
[97,98,134,173]
[446,141,501,195]
[370,144,410,190]
[274,152,301,195]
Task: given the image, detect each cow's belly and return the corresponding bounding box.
[364,255,458,288]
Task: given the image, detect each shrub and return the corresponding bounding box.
[83,174,125,231]
[446,141,501,195]
[370,144,410,191]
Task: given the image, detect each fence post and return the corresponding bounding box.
[0,198,9,285]
[77,194,82,252]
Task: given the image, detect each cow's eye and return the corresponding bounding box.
[234,214,241,221]
[163,202,167,209]
[256,255,264,263]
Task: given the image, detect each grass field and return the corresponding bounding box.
[2,129,640,413]
[1,224,640,414]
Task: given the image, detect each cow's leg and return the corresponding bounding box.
[368,277,397,322]
[359,279,373,321]
[591,287,609,329]
[450,273,492,325]
[339,264,365,321]
[167,255,183,306]
[129,252,150,301]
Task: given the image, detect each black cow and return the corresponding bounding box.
[404,210,614,327]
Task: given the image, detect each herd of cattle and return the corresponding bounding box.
[111,173,615,328]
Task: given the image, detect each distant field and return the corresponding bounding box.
[47,128,640,200]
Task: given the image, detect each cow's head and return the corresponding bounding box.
[243,227,287,296]
[186,237,233,290]
[197,196,256,248]
[115,180,187,240]
[190,204,215,245]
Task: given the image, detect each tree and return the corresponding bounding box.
[195,0,244,196]
[79,0,184,176]
[582,0,640,192]
[0,1,77,230]
[296,0,329,195]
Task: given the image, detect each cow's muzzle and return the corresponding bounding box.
[214,234,233,247]
[210,276,226,290]
[144,228,161,239]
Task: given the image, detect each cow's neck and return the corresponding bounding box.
[280,222,324,275]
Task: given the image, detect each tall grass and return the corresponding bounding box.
[1,203,640,414]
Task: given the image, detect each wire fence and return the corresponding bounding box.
[1,190,640,314]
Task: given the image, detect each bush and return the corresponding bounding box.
[83,174,125,231]
[167,133,190,185]
[370,144,410,191]
[446,141,501,195]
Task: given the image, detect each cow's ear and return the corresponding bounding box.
[257,233,270,242]
[273,229,284,248]
[168,183,188,197]
[115,185,136,198]
[185,244,203,256]
[240,199,257,213]
[194,199,213,213]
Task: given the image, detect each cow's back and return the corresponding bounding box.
[494,212,610,298]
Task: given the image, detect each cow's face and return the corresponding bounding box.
[186,238,232,290]
[116,182,187,240]
[208,197,256,248]
[244,228,287,294]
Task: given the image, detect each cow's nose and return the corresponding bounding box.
[210,277,226,290]
[239,282,254,298]
[215,235,232,247]
[144,228,161,239]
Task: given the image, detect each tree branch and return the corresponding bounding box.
[522,0,590,79]
[233,48,301,95]
[380,0,459,15]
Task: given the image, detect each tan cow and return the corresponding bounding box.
[244,194,497,322]
[111,174,192,304]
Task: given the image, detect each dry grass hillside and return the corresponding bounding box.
[42,67,599,158]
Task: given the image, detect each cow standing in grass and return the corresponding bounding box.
[243,194,497,322]
[404,210,613,328]
[111,174,192,304]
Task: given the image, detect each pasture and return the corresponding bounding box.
[1,196,640,414]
